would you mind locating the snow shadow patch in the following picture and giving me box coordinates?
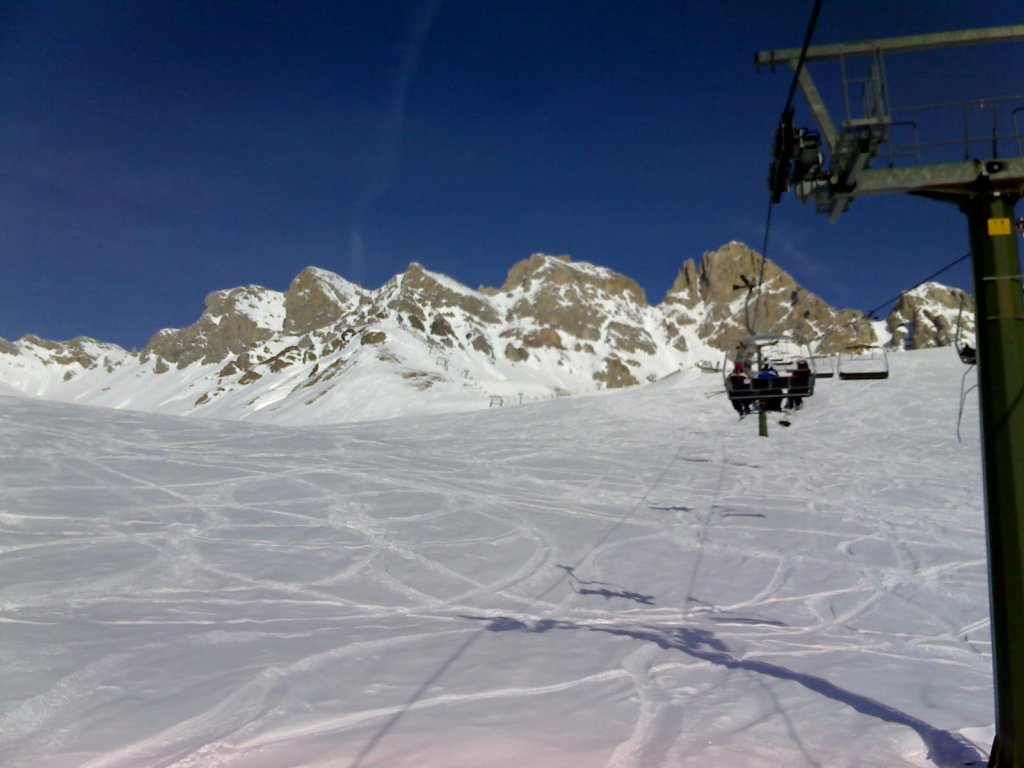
[647,502,695,512]
[464,615,985,768]
[557,564,655,604]
[706,614,787,627]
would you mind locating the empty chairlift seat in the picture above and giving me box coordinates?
[810,354,835,378]
[837,346,889,380]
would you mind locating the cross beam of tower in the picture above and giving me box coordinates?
[756,24,1024,220]
[757,25,1024,768]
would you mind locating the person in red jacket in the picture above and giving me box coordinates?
[728,362,752,416]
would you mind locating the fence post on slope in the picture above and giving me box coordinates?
[963,193,1024,768]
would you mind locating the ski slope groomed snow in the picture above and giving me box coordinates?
[0,348,994,767]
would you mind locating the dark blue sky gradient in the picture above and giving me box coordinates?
[2,1,1022,348]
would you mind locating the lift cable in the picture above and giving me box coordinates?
[811,251,972,349]
[751,0,825,336]
[861,251,971,322]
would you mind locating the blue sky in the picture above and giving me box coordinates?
[2,1,1022,349]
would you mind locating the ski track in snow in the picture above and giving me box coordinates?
[0,350,993,767]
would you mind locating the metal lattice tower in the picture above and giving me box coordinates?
[757,25,1024,768]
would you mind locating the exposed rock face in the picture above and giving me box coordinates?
[19,335,121,370]
[887,282,974,350]
[500,253,646,305]
[283,267,368,335]
[523,327,564,349]
[593,355,639,388]
[664,242,874,354]
[471,335,494,357]
[504,343,529,362]
[143,286,284,368]
[606,321,656,355]
[386,263,500,326]
[264,345,308,372]
[663,258,702,309]
[430,316,455,338]
[2,335,128,380]
[498,254,652,362]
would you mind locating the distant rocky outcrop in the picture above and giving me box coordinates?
[0,335,128,387]
[887,282,974,350]
[20,335,123,371]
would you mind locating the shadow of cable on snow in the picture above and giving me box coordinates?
[557,564,655,604]
[463,615,985,767]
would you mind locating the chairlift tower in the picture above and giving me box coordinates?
[757,25,1024,767]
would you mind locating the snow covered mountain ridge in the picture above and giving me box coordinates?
[0,243,975,424]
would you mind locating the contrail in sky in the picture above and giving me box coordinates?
[348,0,441,284]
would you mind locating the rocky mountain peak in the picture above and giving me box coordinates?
[665,242,875,354]
[498,253,647,307]
[887,282,974,350]
[382,263,500,328]
[496,254,651,358]
[283,267,369,335]
[496,253,570,292]
[664,241,791,312]
[663,259,702,309]
[19,335,125,371]
[143,284,285,369]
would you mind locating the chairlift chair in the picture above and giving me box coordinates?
[957,344,977,365]
[837,345,890,380]
[723,334,816,409]
[810,354,835,378]
[954,298,977,365]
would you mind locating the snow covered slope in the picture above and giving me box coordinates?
[0,347,992,767]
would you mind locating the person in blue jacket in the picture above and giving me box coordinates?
[757,363,784,412]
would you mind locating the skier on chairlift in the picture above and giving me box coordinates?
[786,359,812,410]
[757,363,784,412]
[729,362,752,416]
